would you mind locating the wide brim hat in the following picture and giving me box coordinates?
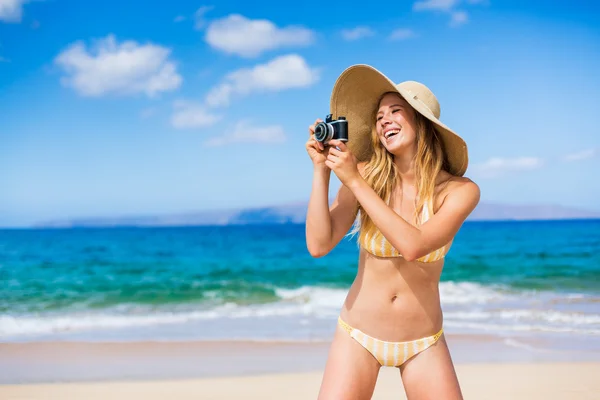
[329,64,468,176]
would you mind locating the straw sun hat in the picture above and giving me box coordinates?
[329,64,468,177]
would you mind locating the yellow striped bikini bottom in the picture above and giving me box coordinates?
[338,316,443,367]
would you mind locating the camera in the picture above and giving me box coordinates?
[314,114,348,144]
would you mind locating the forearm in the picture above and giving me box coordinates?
[306,166,333,253]
[347,177,422,260]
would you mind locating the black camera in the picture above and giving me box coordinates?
[314,114,348,144]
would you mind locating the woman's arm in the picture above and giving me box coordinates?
[324,139,480,261]
[306,165,362,258]
[306,166,333,257]
[347,176,480,261]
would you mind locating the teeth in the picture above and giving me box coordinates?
[385,129,400,139]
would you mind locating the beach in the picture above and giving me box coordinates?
[2,364,599,400]
[1,223,599,398]
[3,0,600,395]
[1,337,599,399]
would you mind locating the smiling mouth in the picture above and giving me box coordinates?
[384,129,401,140]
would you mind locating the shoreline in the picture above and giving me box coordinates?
[2,333,599,384]
[2,333,599,399]
[1,363,599,400]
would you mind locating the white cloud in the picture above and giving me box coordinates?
[413,0,483,27]
[205,121,286,147]
[205,14,315,58]
[564,148,598,162]
[194,5,213,30]
[171,100,222,129]
[0,0,27,23]
[54,35,182,97]
[0,55,10,62]
[205,54,319,107]
[389,28,416,40]
[472,156,543,178]
[341,27,375,41]
[450,11,468,27]
[413,0,458,11]
[174,15,186,23]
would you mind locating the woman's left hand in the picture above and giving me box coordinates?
[325,140,360,187]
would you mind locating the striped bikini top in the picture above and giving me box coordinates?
[359,200,449,263]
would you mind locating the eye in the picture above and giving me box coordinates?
[392,108,401,113]
[376,115,382,121]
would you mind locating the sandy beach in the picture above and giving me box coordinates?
[1,362,599,399]
[1,335,599,399]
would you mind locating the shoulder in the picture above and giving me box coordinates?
[437,170,479,194]
[446,175,479,194]
[437,173,480,212]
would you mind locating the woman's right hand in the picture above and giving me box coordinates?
[305,119,330,168]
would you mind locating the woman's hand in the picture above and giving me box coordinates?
[325,140,360,187]
[305,118,330,169]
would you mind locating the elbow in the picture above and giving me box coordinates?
[400,246,420,262]
[310,250,328,258]
[403,254,417,262]
[396,234,425,262]
[306,242,330,258]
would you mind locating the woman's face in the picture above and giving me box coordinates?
[375,93,417,154]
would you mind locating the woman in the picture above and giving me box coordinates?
[305,65,480,399]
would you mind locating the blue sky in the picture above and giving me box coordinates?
[1,0,599,227]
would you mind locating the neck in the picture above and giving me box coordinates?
[393,147,418,188]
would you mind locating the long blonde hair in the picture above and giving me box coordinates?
[349,93,450,242]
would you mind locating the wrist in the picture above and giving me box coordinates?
[314,164,330,174]
[346,175,364,191]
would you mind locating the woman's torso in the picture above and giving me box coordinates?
[340,172,461,342]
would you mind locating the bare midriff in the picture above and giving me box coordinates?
[339,248,445,342]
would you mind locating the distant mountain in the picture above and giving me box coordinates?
[33,201,600,228]
[468,202,600,221]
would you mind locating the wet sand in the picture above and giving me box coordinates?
[1,334,599,399]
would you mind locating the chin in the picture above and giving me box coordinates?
[385,143,406,154]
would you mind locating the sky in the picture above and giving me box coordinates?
[1,0,599,228]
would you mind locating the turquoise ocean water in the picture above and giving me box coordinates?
[1,220,599,346]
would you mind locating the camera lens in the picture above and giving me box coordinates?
[314,122,332,143]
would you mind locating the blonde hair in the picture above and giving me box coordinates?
[348,93,450,243]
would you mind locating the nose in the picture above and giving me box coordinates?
[380,115,392,128]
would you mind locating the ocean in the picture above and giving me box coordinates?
[1,220,599,350]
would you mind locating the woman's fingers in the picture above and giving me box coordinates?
[327,146,347,159]
[306,137,324,152]
[327,151,340,165]
[327,140,347,150]
[311,134,324,151]
[308,119,325,151]
[308,119,323,134]
[327,146,340,156]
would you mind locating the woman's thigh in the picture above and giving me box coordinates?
[318,324,381,400]
[399,335,463,400]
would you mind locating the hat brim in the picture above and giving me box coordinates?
[329,64,468,177]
